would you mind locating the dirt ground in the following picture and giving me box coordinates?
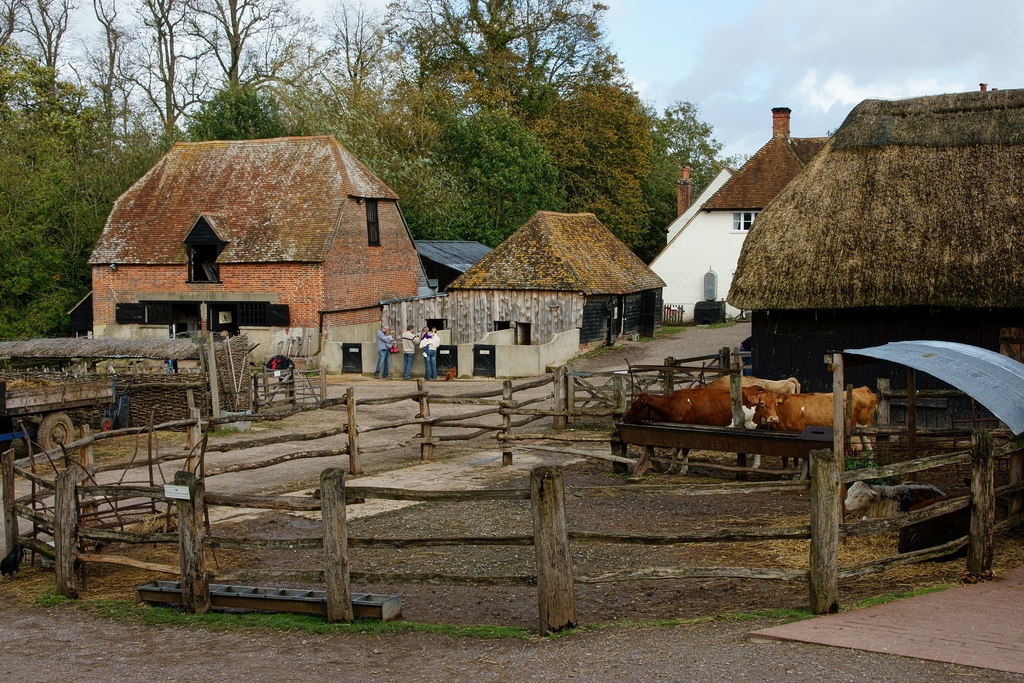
[3,322,1024,680]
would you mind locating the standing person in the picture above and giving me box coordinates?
[419,327,440,380]
[374,325,395,379]
[401,324,419,380]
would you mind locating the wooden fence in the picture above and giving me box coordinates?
[4,431,1022,633]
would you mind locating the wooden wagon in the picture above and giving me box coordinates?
[0,378,114,450]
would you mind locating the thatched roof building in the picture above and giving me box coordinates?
[730,89,1024,310]
[728,88,1024,406]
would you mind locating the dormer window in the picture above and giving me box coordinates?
[185,216,227,283]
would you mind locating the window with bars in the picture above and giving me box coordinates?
[732,211,758,232]
[238,302,268,326]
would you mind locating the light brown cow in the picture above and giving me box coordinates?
[707,375,802,395]
[761,386,878,451]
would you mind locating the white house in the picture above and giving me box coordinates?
[651,108,826,321]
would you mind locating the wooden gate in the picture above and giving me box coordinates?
[253,369,324,412]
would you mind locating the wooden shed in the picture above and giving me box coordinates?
[445,211,665,348]
[729,88,1024,407]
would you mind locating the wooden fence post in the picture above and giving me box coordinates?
[808,449,839,614]
[346,387,362,474]
[729,373,749,478]
[566,372,576,425]
[2,449,17,556]
[319,367,328,405]
[551,366,567,431]
[875,378,891,426]
[612,373,628,423]
[530,466,576,635]
[78,425,94,473]
[321,467,352,622]
[1010,447,1024,519]
[968,430,995,575]
[54,463,80,599]
[187,407,202,453]
[174,470,210,614]
[417,379,432,461]
[501,380,514,466]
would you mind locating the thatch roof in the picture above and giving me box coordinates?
[90,136,397,265]
[447,211,665,295]
[730,89,1024,310]
[0,338,206,360]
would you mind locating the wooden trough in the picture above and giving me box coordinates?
[615,422,834,477]
[136,581,402,621]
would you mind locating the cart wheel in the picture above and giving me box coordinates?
[38,412,74,450]
[100,417,114,431]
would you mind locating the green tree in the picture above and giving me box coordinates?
[187,84,286,140]
[637,100,736,262]
[441,107,562,244]
[0,45,161,337]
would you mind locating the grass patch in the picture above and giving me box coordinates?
[64,599,533,639]
[34,591,74,608]
[844,584,953,610]
[656,325,685,336]
[706,322,735,329]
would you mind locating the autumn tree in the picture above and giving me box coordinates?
[534,81,652,251]
[387,0,612,118]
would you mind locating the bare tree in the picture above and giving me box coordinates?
[328,0,385,92]
[133,0,208,137]
[25,0,77,69]
[0,0,26,46]
[84,0,132,134]
[187,0,317,88]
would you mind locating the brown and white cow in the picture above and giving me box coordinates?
[758,386,878,451]
[622,386,780,428]
[707,375,802,395]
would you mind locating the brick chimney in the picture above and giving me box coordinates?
[772,107,791,138]
[677,166,692,217]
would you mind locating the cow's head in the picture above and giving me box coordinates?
[844,480,877,518]
[623,394,658,423]
[745,387,780,426]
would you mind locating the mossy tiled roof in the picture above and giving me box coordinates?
[448,211,664,295]
[90,136,397,265]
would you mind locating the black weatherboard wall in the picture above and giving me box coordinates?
[752,306,1024,396]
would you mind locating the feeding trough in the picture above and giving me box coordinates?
[136,581,402,620]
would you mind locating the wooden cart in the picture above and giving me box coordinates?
[0,378,114,450]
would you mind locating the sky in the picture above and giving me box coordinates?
[296,0,1021,158]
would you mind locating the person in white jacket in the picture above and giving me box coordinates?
[419,327,441,379]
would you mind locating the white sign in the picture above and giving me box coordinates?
[164,484,191,500]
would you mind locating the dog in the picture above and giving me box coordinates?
[1,544,24,577]
[444,367,457,381]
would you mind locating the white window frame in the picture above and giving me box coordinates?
[732,211,758,232]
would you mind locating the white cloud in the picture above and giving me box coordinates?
[797,71,969,113]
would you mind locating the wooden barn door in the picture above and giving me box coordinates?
[1000,327,1024,363]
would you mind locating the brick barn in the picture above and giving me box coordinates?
[88,136,420,361]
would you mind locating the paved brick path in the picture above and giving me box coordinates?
[749,565,1024,675]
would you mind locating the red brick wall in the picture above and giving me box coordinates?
[322,198,419,312]
[93,198,418,331]
[92,262,325,327]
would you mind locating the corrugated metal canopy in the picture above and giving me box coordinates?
[844,340,1024,435]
